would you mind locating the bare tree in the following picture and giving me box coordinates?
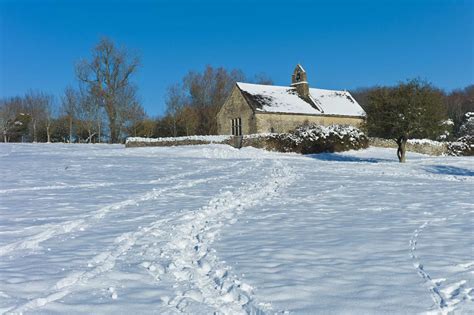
[178,106,199,136]
[0,97,30,142]
[0,98,18,142]
[165,84,186,137]
[39,95,58,143]
[96,108,106,143]
[24,91,53,142]
[183,66,245,134]
[140,119,156,137]
[76,37,140,143]
[123,101,146,138]
[114,85,143,141]
[253,72,274,85]
[76,90,101,143]
[24,92,41,142]
[61,87,78,143]
[44,100,56,143]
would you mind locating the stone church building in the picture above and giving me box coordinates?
[217,64,366,135]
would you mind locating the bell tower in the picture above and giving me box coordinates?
[291,64,309,98]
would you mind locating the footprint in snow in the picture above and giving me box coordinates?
[108,287,118,300]
[432,278,446,287]
[441,280,466,300]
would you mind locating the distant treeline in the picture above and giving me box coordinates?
[0,38,472,143]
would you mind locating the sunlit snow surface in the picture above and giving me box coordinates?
[0,143,473,314]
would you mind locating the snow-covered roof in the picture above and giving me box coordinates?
[237,82,366,117]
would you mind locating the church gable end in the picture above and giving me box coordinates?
[216,86,257,135]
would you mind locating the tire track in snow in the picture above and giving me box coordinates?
[158,159,295,314]
[409,209,474,314]
[6,159,262,314]
[0,161,241,257]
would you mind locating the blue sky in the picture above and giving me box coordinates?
[1,0,473,116]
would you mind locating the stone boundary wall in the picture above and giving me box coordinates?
[369,137,448,156]
[125,136,230,148]
[126,139,217,148]
[125,135,270,149]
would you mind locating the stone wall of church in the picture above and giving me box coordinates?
[255,113,365,133]
[217,87,257,135]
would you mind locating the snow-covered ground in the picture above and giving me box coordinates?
[0,143,472,314]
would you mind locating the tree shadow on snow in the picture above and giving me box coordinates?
[423,165,474,177]
[308,153,394,163]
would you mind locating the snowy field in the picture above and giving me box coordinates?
[0,143,473,314]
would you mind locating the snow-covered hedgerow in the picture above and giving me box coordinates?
[459,112,474,137]
[447,135,474,156]
[242,124,368,154]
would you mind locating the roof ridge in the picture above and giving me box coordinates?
[238,82,349,94]
[237,82,294,89]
